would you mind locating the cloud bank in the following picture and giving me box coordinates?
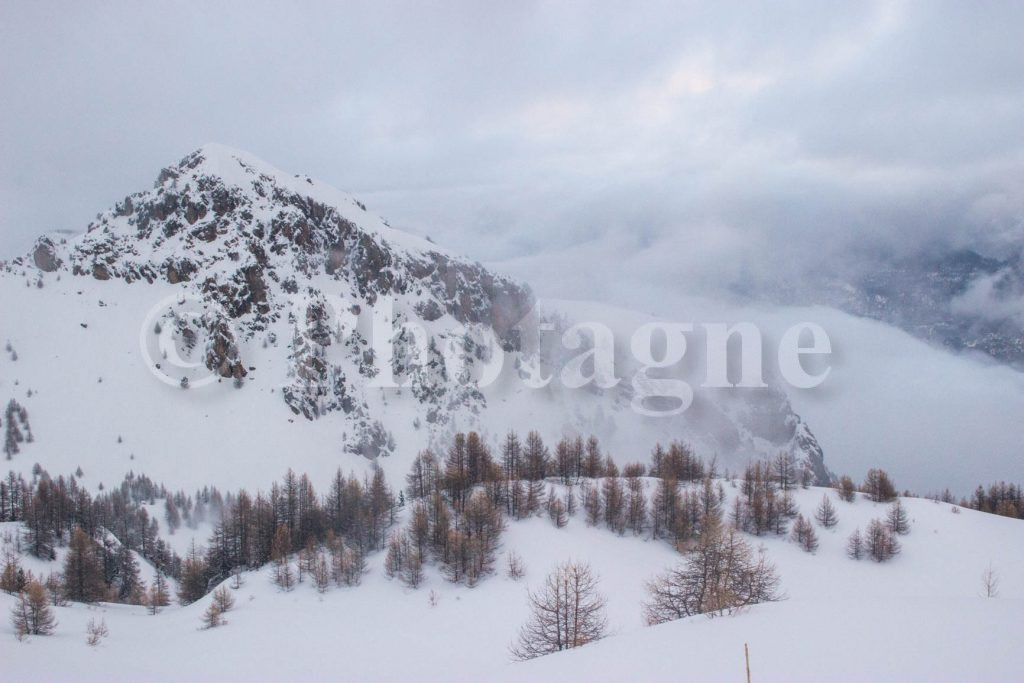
[2,0,1023,295]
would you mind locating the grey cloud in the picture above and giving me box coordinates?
[2,0,1023,297]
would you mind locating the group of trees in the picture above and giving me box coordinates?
[508,457,916,660]
[0,426,927,645]
[398,433,729,591]
[964,481,1024,519]
[2,523,168,619]
[845,500,910,562]
[400,434,507,587]
[202,585,235,629]
[188,465,395,601]
[408,433,918,574]
[511,519,785,661]
[0,461,398,619]
[0,467,181,618]
[1,468,178,572]
[841,467,1024,524]
[862,469,899,503]
[3,399,32,460]
[731,459,800,537]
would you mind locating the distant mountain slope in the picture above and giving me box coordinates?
[750,248,1024,368]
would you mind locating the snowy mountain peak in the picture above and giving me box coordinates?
[159,143,438,253]
[4,146,827,480]
[23,144,533,341]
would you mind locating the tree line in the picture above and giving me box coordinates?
[1,428,927,644]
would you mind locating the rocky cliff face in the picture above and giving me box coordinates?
[38,144,533,346]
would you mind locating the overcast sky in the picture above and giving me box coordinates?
[3,0,1023,301]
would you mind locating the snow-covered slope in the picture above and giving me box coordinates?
[0,145,828,491]
[1,485,1021,681]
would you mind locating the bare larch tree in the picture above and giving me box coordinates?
[512,560,608,660]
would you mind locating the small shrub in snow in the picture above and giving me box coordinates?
[85,618,108,646]
[506,551,525,580]
[982,563,1000,598]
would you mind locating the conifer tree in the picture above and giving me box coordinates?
[212,584,235,613]
[772,453,796,491]
[148,573,170,614]
[444,433,470,513]
[546,488,568,528]
[651,476,680,539]
[313,552,331,593]
[384,532,405,580]
[846,528,864,560]
[814,494,839,528]
[1,554,27,594]
[116,544,143,603]
[602,474,625,534]
[63,528,106,603]
[164,497,181,534]
[501,431,523,482]
[582,436,603,479]
[581,482,601,526]
[44,573,66,606]
[625,475,647,535]
[271,524,294,590]
[401,544,424,589]
[202,602,223,629]
[177,543,208,605]
[524,431,549,481]
[866,518,900,561]
[10,580,56,636]
[525,479,545,516]
[886,499,911,535]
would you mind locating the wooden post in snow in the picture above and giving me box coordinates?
[745,643,751,683]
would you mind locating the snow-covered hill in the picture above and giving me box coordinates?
[0,144,827,491]
[1,484,1020,682]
